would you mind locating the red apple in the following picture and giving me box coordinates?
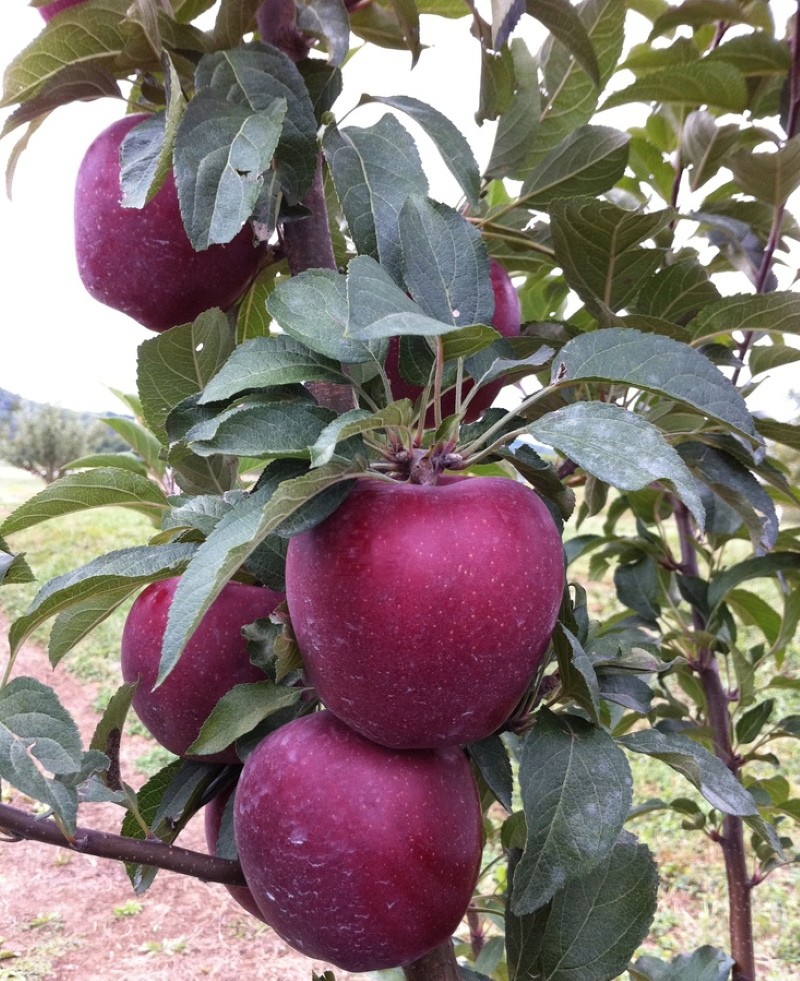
[74,114,267,332]
[120,577,284,764]
[38,0,86,20]
[385,258,522,424]
[204,783,266,922]
[285,475,564,749]
[233,710,482,972]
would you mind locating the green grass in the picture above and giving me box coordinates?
[1,465,798,978]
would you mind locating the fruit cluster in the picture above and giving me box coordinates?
[74,58,563,975]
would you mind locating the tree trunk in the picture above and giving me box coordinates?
[402,942,461,981]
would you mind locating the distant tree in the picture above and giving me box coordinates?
[0,404,93,483]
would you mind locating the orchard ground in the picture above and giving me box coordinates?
[0,464,799,980]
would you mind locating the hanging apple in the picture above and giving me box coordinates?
[233,709,483,972]
[121,577,284,764]
[285,475,564,749]
[74,114,267,332]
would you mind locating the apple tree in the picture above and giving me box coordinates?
[1,1,799,979]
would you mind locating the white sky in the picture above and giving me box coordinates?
[1,3,798,419]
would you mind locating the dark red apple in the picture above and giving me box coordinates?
[204,783,266,922]
[385,258,522,424]
[285,475,564,749]
[233,710,482,972]
[74,114,267,332]
[38,0,86,20]
[120,577,284,764]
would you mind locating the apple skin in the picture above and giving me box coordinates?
[74,114,267,332]
[285,475,564,749]
[204,783,266,922]
[233,710,483,972]
[39,0,86,20]
[385,258,522,423]
[120,577,284,764]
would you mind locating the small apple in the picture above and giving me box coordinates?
[74,114,268,332]
[385,258,522,423]
[120,577,284,764]
[38,0,87,21]
[233,710,482,972]
[204,782,266,922]
[285,475,564,749]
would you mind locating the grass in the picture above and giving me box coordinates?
[1,465,799,978]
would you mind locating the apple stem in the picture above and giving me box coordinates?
[402,941,461,981]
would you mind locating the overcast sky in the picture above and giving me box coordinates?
[1,3,797,420]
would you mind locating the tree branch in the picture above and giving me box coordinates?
[0,801,247,887]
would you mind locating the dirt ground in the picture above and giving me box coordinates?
[0,615,364,981]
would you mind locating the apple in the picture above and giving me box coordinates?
[385,258,522,423]
[74,114,267,332]
[285,475,564,749]
[233,710,482,972]
[204,782,266,922]
[120,577,284,764]
[38,0,86,20]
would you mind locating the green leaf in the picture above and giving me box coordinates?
[485,38,541,180]
[49,584,139,667]
[468,735,514,812]
[554,328,756,441]
[512,709,632,913]
[119,111,175,209]
[267,268,384,364]
[614,557,661,621]
[528,0,625,173]
[632,256,721,322]
[295,0,351,66]
[681,110,741,192]
[0,542,34,587]
[198,334,351,404]
[360,94,481,209]
[8,543,197,659]
[707,553,800,614]
[527,402,706,528]
[157,461,364,683]
[0,677,96,833]
[689,291,800,342]
[553,625,601,723]
[728,136,800,208]
[63,452,148,476]
[549,198,671,316]
[187,681,301,756]
[309,402,414,468]
[399,195,493,327]
[137,309,236,443]
[630,944,735,981]
[620,728,758,815]
[186,397,333,459]
[194,42,318,205]
[525,0,600,86]
[346,255,461,340]
[0,468,168,536]
[2,0,137,108]
[601,62,748,113]
[323,114,428,282]
[706,33,791,78]
[736,700,774,745]
[519,125,630,205]
[534,832,658,981]
[173,91,287,249]
[648,0,773,39]
[679,442,777,551]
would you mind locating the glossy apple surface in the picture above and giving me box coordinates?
[285,475,564,749]
[385,258,522,423]
[204,783,266,922]
[39,0,86,20]
[234,710,482,972]
[120,577,284,764]
[74,114,267,332]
